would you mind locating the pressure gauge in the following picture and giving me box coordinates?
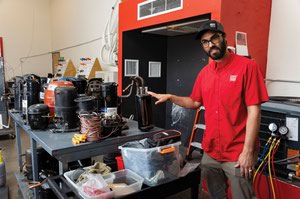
[278,126,289,136]
[268,123,278,132]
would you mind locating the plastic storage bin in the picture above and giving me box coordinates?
[119,142,181,186]
[64,170,113,199]
[103,169,143,197]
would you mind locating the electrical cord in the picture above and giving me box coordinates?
[100,126,119,140]
[99,0,120,66]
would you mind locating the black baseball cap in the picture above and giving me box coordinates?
[195,20,225,40]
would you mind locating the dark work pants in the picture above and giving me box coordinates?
[201,152,256,199]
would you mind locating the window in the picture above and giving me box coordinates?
[149,61,161,78]
[124,59,139,76]
[138,0,183,20]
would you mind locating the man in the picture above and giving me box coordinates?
[148,20,269,199]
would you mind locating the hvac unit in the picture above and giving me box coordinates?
[260,101,300,178]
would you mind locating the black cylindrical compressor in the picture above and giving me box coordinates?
[122,76,154,131]
[58,77,87,96]
[12,76,23,112]
[74,96,96,113]
[54,86,78,130]
[100,82,122,137]
[135,94,154,131]
[27,104,50,130]
[22,78,40,119]
[85,78,103,112]
[72,77,87,96]
[39,77,48,103]
[100,82,118,116]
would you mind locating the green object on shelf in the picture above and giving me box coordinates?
[58,57,65,61]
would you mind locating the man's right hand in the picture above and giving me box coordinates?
[147,91,171,105]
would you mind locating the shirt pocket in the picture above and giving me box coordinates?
[220,77,243,109]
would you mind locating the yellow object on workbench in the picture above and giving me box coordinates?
[72,133,87,144]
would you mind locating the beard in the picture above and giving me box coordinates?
[205,40,227,60]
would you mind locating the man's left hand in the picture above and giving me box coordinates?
[234,151,255,179]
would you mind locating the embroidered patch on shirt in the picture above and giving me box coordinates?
[230,75,237,82]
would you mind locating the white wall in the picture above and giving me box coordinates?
[266,0,300,97]
[0,0,118,81]
[0,0,52,79]
[50,0,118,71]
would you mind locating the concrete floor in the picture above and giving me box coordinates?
[1,129,29,199]
[0,128,209,199]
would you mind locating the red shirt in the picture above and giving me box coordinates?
[190,51,269,161]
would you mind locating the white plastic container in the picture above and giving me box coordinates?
[64,170,113,199]
[119,142,181,186]
[103,169,144,197]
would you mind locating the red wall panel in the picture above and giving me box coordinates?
[221,0,272,77]
[119,0,222,31]
[118,0,222,93]
[0,37,3,58]
[118,0,272,92]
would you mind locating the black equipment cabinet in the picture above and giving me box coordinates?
[0,57,14,138]
[259,101,300,177]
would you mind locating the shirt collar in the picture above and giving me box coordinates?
[212,50,235,71]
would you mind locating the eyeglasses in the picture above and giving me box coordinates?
[200,33,223,48]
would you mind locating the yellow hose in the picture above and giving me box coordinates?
[268,143,276,199]
[253,138,276,181]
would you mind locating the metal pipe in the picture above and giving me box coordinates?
[121,76,146,97]
[133,76,145,95]
[120,80,134,98]
[265,79,300,84]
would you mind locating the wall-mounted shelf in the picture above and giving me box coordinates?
[76,58,102,79]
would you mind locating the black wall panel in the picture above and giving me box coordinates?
[165,34,208,146]
[122,30,168,128]
[122,29,208,147]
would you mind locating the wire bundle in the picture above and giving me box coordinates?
[79,112,101,142]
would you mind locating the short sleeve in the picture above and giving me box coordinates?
[190,71,203,103]
[244,61,269,106]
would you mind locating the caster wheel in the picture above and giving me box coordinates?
[10,134,16,139]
